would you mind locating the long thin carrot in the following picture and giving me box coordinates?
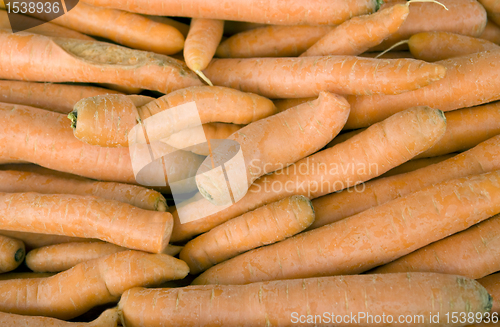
[171,106,447,242]
[0,308,120,327]
[0,250,188,319]
[0,32,202,93]
[345,50,500,129]
[0,192,173,253]
[79,0,380,26]
[194,170,500,285]
[479,20,500,45]
[195,92,350,205]
[0,235,24,273]
[370,214,500,279]
[478,273,500,314]
[409,31,500,61]
[379,154,455,178]
[120,273,492,327]
[216,25,335,58]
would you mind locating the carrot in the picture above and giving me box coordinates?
[345,50,500,129]
[70,86,277,147]
[194,170,500,285]
[184,19,224,84]
[478,273,500,314]
[379,154,455,178]
[479,20,500,45]
[180,195,314,274]
[273,98,313,113]
[0,235,24,273]
[216,25,335,58]
[0,165,168,211]
[99,83,143,95]
[0,230,90,251]
[79,0,380,26]
[120,273,492,327]
[0,192,174,253]
[143,15,190,38]
[0,32,202,93]
[408,31,500,61]
[370,214,500,279]
[0,272,55,280]
[171,106,447,242]
[300,3,409,57]
[0,308,120,327]
[195,92,350,205]
[479,0,500,14]
[325,128,364,148]
[0,250,188,319]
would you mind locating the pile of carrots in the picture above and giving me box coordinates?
[0,0,500,325]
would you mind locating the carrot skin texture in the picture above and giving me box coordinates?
[203,56,447,98]
[120,273,492,327]
[194,170,500,285]
[171,106,447,242]
[0,308,120,327]
[478,273,500,313]
[0,192,173,254]
[0,235,24,273]
[184,19,224,71]
[479,20,500,45]
[0,250,188,319]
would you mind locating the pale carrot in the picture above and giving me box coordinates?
[0,192,174,253]
[216,25,335,58]
[0,32,202,93]
[171,106,447,242]
[0,250,188,319]
[478,273,500,314]
[0,308,120,327]
[203,56,446,98]
[143,15,190,38]
[79,0,380,26]
[370,214,500,279]
[379,154,455,178]
[120,273,492,327]
[479,20,500,44]
[194,170,500,285]
[0,235,24,273]
[0,230,91,250]
[409,31,500,61]
[346,50,500,129]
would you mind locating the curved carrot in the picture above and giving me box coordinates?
[0,235,24,273]
[171,106,447,242]
[79,0,380,26]
[194,170,500,285]
[0,33,202,93]
[0,192,173,253]
[180,195,314,274]
[479,20,500,45]
[301,4,409,57]
[409,31,500,61]
[379,154,455,178]
[203,56,446,98]
[0,308,120,327]
[216,25,335,58]
[478,273,500,314]
[0,250,188,319]
[120,273,491,327]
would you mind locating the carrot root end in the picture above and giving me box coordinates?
[196,70,214,86]
[68,111,78,129]
[14,248,25,262]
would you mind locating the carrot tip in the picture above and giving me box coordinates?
[156,198,168,212]
[14,248,25,262]
[68,111,78,129]
[195,70,214,86]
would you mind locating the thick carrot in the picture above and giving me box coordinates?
[171,106,447,242]
[0,33,202,93]
[0,192,173,253]
[0,308,119,327]
[180,195,314,274]
[120,273,492,327]
[0,235,24,273]
[409,31,500,61]
[195,92,350,205]
[79,0,379,26]
[345,50,500,129]
[479,20,500,44]
[0,250,188,319]
[194,170,500,285]
[370,214,500,279]
[379,154,455,178]
[478,273,500,314]
[216,25,335,58]
[479,0,500,14]
[0,80,121,114]
[0,165,168,211]
[143,15,190,38]
[301,4,409,57]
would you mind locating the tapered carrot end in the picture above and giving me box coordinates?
[196,70,214,86]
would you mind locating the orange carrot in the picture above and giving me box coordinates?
[378,154,455,178]
[180,195,315,274]
[409,31,500,61]
[79,0,380,26]
[195,92,350,205]
[143,15,190,38]
[203,56,446,98]
[0,32,202,93]
[345,50,500,129]
[120,273,492,327]
[216,25,335,58]
[0,192,173,253]
[194,170,500,285]
[0,235,24,273]
[0,230,90,250]
[0,250,188,319]
[479,20,500,45]
[478,273,500,314]
[171,106,447,242]
[301,4,409,57]
[0,165,168,211]
[370,214,500,279]
[0,308,120,327]
[479,0,500,14]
